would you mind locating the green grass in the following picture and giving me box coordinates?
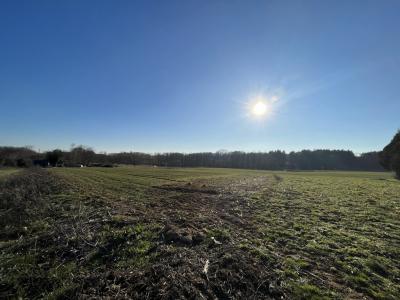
[1,166,399,299]
[0,168,19,179]
[250,170,400,299]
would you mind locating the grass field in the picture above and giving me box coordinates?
[1,166,399,299]
[0,168,19,179]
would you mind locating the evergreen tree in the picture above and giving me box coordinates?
[380,130,400,178]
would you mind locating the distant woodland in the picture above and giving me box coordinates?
[0,146,384,171]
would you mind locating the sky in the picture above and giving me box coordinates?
[1,0,399,154]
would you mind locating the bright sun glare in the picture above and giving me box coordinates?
[245,93,278,121]
[252,101,267,116]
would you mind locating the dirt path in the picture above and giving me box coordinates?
[87,175,286,299]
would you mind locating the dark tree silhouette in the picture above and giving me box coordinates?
[0,146,386,171]
[0,146,36,167]
[67,146,96,165]
[46,149,63,166]
[380,130,400,178]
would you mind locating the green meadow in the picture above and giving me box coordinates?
[1,167,399,299]
[0,168,19,179]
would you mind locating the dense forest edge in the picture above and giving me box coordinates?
[0,146,384,171]
[2,130,400,173]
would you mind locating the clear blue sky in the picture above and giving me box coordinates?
[1,0,399,153]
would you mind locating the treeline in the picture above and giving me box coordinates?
[0,146,384,171]
[110,150,383,171]
[380,130,400,178]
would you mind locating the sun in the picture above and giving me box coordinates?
[252,101,268,116]
[245,93,278,121]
